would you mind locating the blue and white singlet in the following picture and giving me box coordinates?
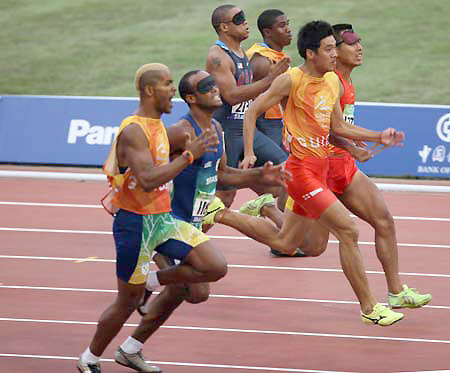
[170,113,224,228]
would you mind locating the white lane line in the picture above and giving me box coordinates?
[2,201,450,222]
[0,227,111,235]
[1,255,450,279]
[1,317,450,345]
[398,371,450,373]
[1,285,448,310]
[1,227,450,249]
[0,353,352,373]
[0,201,102,208]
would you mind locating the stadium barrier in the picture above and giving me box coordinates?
[1,95,449,192]
[1,170,449,193]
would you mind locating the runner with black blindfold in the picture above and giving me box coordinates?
[206,4,291,209]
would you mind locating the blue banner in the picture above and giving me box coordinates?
[0,95,449,178]
[355,103,450,178]
[0,95,188,166]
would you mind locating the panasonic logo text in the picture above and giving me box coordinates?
[67,119,118,145]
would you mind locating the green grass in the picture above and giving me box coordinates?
[1,0,449,104]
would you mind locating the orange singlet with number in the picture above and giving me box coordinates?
[103,115,172,215]
[326,69,359,195]
[284,68,339,219]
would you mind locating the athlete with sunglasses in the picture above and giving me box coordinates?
[206,5,290,209]
[326,23,432,314]
[242,20,417,326]
[115,70,292,368]
[77,63,224,373]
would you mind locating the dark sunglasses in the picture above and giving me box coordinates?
[196,75,217,94]
[224,10,246,26]
[336,30,361,46]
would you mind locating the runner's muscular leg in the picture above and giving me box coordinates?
[156,241,227,285]
[90,279,145,356]
[317,200,376,314]
[338,171,402,294]
[152,252,210,303]
[132,284,186,343]
[215,208,296,252]
[276,208,329,256]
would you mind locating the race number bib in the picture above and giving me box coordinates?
[343,104,355,124]
[230,100,252,120]
[192,192,215,220]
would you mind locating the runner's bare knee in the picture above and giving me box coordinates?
[334,219,359,247]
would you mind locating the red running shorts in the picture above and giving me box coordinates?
[285,156,337,219]
[327,153,358,195]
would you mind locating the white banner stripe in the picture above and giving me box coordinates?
[2,170,450,192]
[1,201,450,222]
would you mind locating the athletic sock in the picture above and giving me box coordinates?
[146,271,161,290]
[120,336,144,354]
[81,347,100,364]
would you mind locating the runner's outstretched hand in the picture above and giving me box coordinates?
[268,56,291,80]
[380,128,405,146]
[260,161,292,188]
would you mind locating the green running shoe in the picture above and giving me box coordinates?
[239,193,275,217]
[388,284,432,308]
[360,303,404,326]
[203,197,225,225]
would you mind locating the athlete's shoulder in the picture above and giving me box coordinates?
[324,71,339,85]
[324,71,339,81]
[206,44,232,72]
[168,118,193,135]
[324,71,340,94]
[166,119,192,152]
[211,117,223,133]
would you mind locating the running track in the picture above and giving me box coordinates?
[1,176,450,373]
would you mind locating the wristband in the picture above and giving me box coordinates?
[182,150,194,164]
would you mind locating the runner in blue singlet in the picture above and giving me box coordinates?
[205,4,290,208]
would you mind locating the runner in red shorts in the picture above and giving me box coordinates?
[242,20,413,326]
[326,22,431,311]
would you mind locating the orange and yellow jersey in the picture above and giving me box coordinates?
[329,69,356,156]
[102,115,171,215]
[284,68,340,159]
[246,43,289,119]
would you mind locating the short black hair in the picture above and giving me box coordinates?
[297,20,334,59]
[178,70,200,106]
[211,4,235,33]
[257,9,284,37]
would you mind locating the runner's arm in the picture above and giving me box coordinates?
[206,46,289,105]
[242,73,291,168]
[330,100,382,142]
[166,121,195,155]
[117,124,192,191]
[249,54,272,82]
[118,124,216,192]
[218,156,288,188]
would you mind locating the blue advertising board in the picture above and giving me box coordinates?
[0,94,449,178]
[355,102,450,178]
[0,95,188,166]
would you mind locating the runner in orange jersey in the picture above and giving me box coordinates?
[326,22,431,312]
[77,63,224,373]
[241,21,411,326]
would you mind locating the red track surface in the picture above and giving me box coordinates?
[1,177,450,373]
